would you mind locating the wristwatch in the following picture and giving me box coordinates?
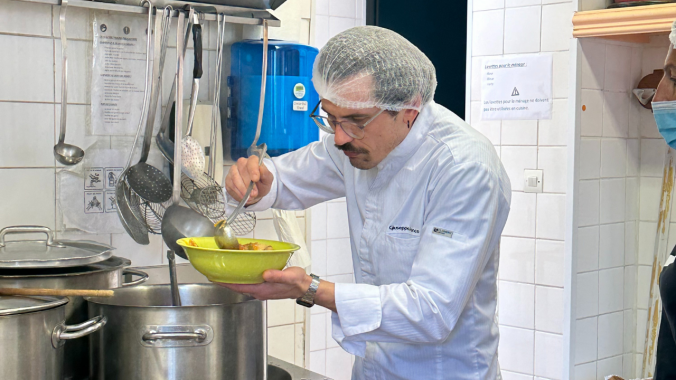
[296,274,320,308]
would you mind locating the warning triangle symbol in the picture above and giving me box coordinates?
[511,87,520,96]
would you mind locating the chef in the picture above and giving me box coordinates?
[222,26,511,380]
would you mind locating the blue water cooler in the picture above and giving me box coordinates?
[228,40,319,159]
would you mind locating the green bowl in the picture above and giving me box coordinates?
[176,237,300,284]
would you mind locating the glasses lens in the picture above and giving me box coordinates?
[313,116,335,134]
[340,121,365,139]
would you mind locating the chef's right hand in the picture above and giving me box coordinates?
[225,156,274,206]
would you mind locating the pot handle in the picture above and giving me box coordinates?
[140,325,214,347]
[52,315,107,348]
[142,330,207,342]
[0,226,65,248]
[122,268,149,287]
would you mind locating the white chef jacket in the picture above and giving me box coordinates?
[248,101,511,380]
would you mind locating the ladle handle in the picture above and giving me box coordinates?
[58,0,68,144]
[252,20,269,148]
[137,0,155,164]
[172,10,186,205]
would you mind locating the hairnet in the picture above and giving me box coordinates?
[312,26,437,112]
[671,20,676,46]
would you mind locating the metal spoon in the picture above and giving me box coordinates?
[160,10,214,260]
[53,0,85,166]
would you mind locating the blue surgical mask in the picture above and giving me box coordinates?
[653,101,676,149]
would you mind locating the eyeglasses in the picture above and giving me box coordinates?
[310,101,385,140]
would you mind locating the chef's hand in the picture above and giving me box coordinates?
[225,156,274,205]
[217,267,310,300]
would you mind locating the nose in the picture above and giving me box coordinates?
[333,124,354,146]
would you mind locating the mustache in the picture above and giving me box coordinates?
[335,143,368,154]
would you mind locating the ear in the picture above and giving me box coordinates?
[402,109,420,125]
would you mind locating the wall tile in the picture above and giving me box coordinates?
[55,39,92,104]
[504,6,541,54]
[0,1,52,36]
[310,203,327,240]
[640,138,666,178]
[581,90,604,137]
[502,120,538,146]
[636,266,652,311]
[625,177,639,222]
[596,355,623,379]
[623,309,635,354]
[309,350,326,376]
[499,326,535,374]
[552,51,570,99]
[535,286,563,334]
[579,138,601,180]
[541,3,572,52]
[624,266,636,311]
[599,223,625,270]
[580,0,610,11]
[603,92,630,138]
[578,180,600,227]
[623,353,634,378]
[471,57,483,102]
[539,99,568,146]
[501,146,538,192]
[253,219,278,240]
[574,362,596,380]
[472,10,505,56]
[328,17,355,38]
[604,44,632,92]
[637,222,657,266]
[636,309,648,353]
[268,299,296,327]
[326,312,338,349]
[55,105,101,156]
[500,237,536,283]
[506,0,541,5]
[329,0,356,18]
[471,102,501,144]
[600,138,627,178]
[640,106,662,139]
[575,316,598,364]
[311,239,328,277]
[310,312,327,351]
[53,5,92,40]
[111,233,163,267]
[268,325,296,364]
[502,371,534,380]
[642,47,665,77]
[536,193,566,240]
[538,147,567,193]
[314,15,330,48]
[600,178,625,224]
[327,202,350,239]
[625,221,637,265]
[326,347,353,380]
[0,103,54,167]
[628,101,642,139]
[626,139,640,177]
[639,177,661,222]
[598,267,624,314]
[577,226,599,273]
[0,169,56,229]
[0,35,54,102]
[326,238,353,275]
[316,0,329,15]
[577,272,599,319]
[580,40,606,90]
[535,239,564,287]
[499,281,535,329]
[534,332,563,380]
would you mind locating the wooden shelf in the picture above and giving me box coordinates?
[573,3,676,43]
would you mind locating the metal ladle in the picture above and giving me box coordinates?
[53,0,85,166]
[160,10,214,260]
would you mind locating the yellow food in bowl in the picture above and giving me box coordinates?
[176,237,300,284]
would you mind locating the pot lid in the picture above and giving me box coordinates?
[0,226,114,269]
[0,295,67,316]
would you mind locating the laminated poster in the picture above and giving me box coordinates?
[481,54,553,121]
[91,14,149,135]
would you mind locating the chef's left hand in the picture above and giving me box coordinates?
[217,267,310,300]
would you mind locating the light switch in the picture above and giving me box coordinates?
[523,169,543,193]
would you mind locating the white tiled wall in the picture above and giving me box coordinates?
[305,1,365,379]
[0,0,311,370]
[468,1,573,379]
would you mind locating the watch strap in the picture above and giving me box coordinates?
[296,274,320,308]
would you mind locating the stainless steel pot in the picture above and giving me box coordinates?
[87,284,265,380]
[0,295,106,380]
[0,256,148,380]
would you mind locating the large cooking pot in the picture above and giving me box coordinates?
[0,295,106,380]
[0,256,148,380]
[86,284,265,380]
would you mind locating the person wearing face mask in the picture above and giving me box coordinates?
[221,26,511,380]
[644,20,676,380]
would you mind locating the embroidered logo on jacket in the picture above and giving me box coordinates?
[433,227,454,238]
[388,226,420,234]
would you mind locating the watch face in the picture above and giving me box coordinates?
[296,298,314,308]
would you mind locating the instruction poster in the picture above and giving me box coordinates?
[481,54,552,120]
[91,14,148,135]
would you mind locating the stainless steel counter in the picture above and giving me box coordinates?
[269,357,332,380]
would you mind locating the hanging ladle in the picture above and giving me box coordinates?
[53,0,85,166]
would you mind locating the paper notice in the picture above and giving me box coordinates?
[91,14,148,135]
[481,54,553,120]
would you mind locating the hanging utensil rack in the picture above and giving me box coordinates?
[16,0,280,26]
